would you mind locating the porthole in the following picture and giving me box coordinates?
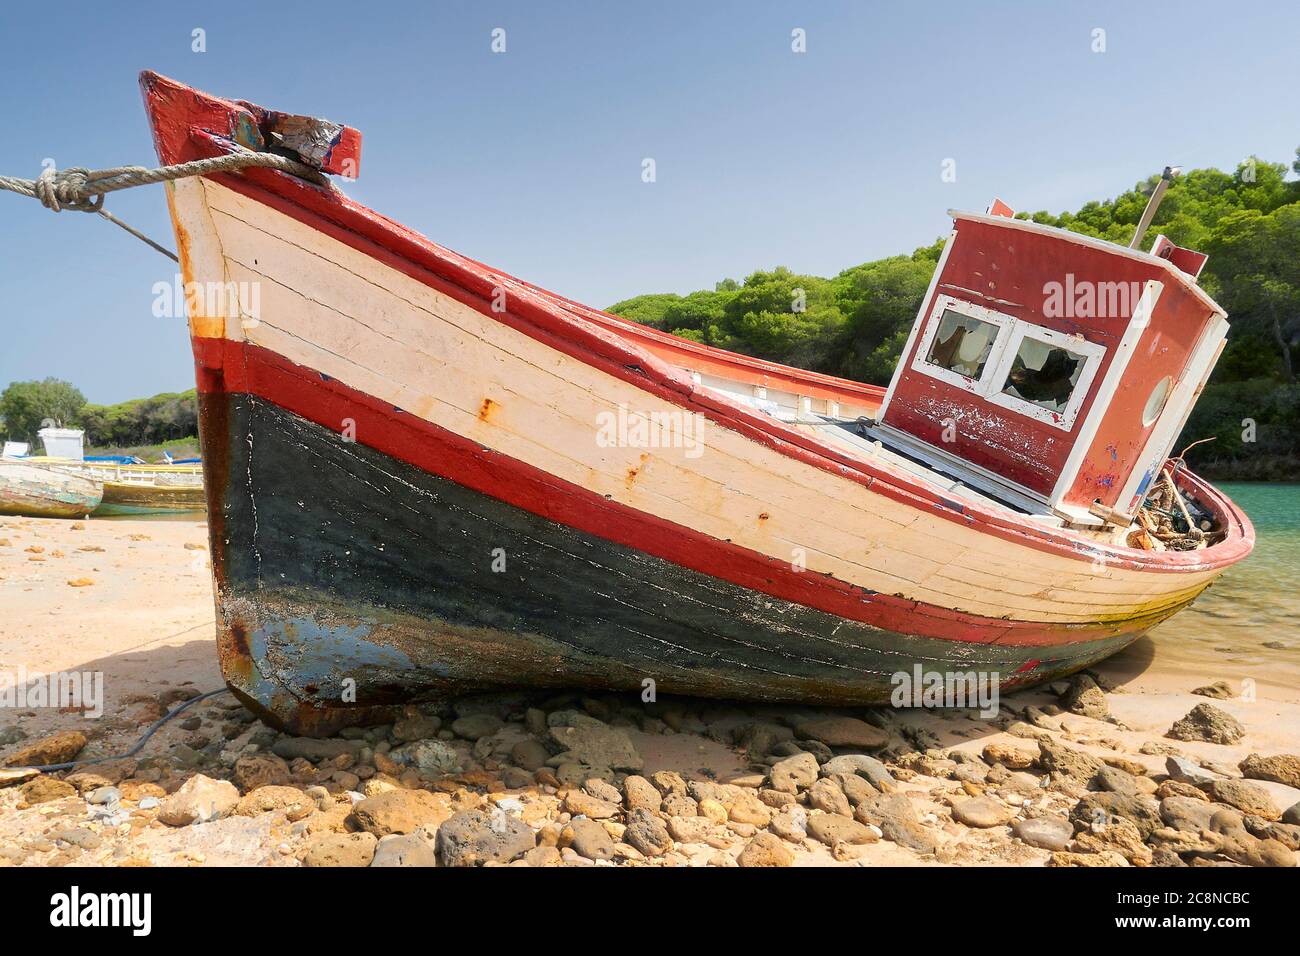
[1142,376,1173,427]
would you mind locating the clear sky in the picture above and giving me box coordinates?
[1,0,1297,403]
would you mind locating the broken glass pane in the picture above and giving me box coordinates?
[1001,336,1086,413]
[925,310,999,380]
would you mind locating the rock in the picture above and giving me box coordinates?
[855,793,937,854]
[451,714,503,741]
[523,845,562,867]
[562,789,619,820]
[1070,792,1162,839]
[0,767,42,788]
[623,808,672,857]
[769,804,809,842]
[790,715,888,750]
[1074,816,1152,865]
[546,714,642,771]
[1050,849,1130,867]
[157,774,239,826]
[661,793,697,817]
[303,831,378,867]
[667,816,724,845]
[371,832,438,867]
[952,796,1016,828]
[1161,795,1226,833]
[233,753,291,791]
[1239,753,1300,790]
[727,789,772,826]
[830,772,876,808]
[391,739,461,776]
[21,777,76,804]
[1192,680,1234,699]
[352,789,452,836]
[821,753,895,791]
[271,737,363,762]
[1038,739,1103,779]
[1012,815,1073,850]
[807,777,852,817]
[235,785,313,821]
[1091,765,1140,796]
[391,711,441,742]
[736,721,795,758]
[807,812,879,846]
[983,742,1037,770]
[1165,756,1217,786]
[621,774,661,813]
[1062,675,1109,719]
[437,809,535,866]
[563,817,616,861]
[1166,703,1244,745]
[737,831,794,867]
[2,730,87,767]
[769,752,819,793]
[1208,779,1282,821]
[1284,802,1300,826]
[697,797,727,824]
[86,785,121,805]
[509,739,550,772]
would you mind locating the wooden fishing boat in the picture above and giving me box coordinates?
[0,461,102,519]
[35,460,206,515]
[142,73,1253,735]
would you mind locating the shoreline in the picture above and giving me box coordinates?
[1,515,1296,868]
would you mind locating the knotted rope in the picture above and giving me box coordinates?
[0,151,330,259]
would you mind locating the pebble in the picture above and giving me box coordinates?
[371,832,438,867]
[952,796,1016,828]
[437,809,536,866]
[769,752,819,793]
[737,831,794,867]
[303,831,378,867]
[806,812,879,846]
[563,817,615,861]
[1012,815,1073,851]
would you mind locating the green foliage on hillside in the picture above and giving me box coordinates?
[608,153,1300,478]
[0,381,198,453]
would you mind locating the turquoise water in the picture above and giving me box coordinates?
[1152,482,1300,654]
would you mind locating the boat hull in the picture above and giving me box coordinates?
[0,462,102,519]
[93,481,207,516]
[206,392,1160,734]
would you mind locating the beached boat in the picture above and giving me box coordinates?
[0,461,102,519]
[34,460,206,516]
[142,73,1253,734]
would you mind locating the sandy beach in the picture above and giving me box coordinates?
[2,514,1297,868]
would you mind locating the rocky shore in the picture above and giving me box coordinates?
[2,515,1298,867]
[2,675,1298,867]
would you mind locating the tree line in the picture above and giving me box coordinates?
[607,151,1300,478]
[0,379,197,450]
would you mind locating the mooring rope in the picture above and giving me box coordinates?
[0,151,329,260]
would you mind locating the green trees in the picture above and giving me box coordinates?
[0,378,86,443]
[607,151,1300,477]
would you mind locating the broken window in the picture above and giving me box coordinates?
[1000,336,1086,413]
[925,309,999,380]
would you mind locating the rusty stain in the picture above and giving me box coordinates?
[478,397,497,421]
[758,512,770,521]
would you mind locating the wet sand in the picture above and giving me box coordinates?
[2,515,1298,868]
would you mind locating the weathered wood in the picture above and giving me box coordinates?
[0,462,102,518]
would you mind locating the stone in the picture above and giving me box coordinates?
[3,730,87,767]
[391,712,441,742]
[1239,753,1300,790]
[437,809,535,866]
[451,714,503,741]
[235,785,314,821]
[983,742,1037,769]
[1062,675,1109,719]
[1012,815,1073,850]
[830,772,876,808]
[1074,816,1152,865]
[821,753,895,790]
[737,831,794,867]
[667,816,724,845]
[807,777,852,817]
[1091,765,1140,796]
[769,752,819,793]
[233,753,291,791]
[1161,795,1227,833]
[21,777,76,804]
[509,739,550,772]
[1192,680,1234,699]
[1156,780,1209,801]
[662,793,697,817]
[523,845,562,867]
[952,796,1016,828]
[582,777,622,804]
[352,789,452,836]
[1038,739,1104,779]
[855,793,937,854]
[1208,779,1282,821]
[1165,755,1216,786]
[303,831,378,867]
[623,808,672,857]
[1166,703,1244,745]
[562,789,619,820]
[371,832,438,867]
[271,737,364,762]
[621,774,661,813]
[563,817,615,861]
[391,739,461,776]
[85,785,121,805]
[791,715,888,750]
[1070,792,1162,839]
[1284,802,1300,826]
[807,812,879,846]
[158,774,239,826]
[650,769,687,795]
[546,715,642,771]
[727,789,772,826]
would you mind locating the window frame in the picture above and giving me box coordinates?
[910,294,1105,432]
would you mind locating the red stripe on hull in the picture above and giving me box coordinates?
[193,336,1186,648]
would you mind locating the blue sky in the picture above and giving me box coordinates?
[1,0,1297,403]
